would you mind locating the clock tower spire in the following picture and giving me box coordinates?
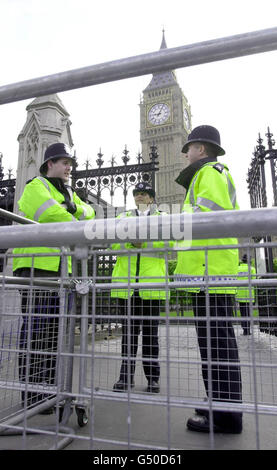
[160,28,167,49]
[140,32,192,210]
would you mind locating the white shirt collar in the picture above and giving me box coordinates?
[137,208,150,216]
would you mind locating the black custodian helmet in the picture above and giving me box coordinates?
[182,125,225,156]
[133,182,155,198]
[40,143,74,173]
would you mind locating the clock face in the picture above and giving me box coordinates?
[148,103,171,126]
[184,108,190,129]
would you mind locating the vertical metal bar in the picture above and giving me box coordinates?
[21,261,35,449]
[88,250,97,449]
[164,250,171,449]
[78,258,89,401]
[126,250,132,448]
[60,255,77,425]
[52,252,70,448]
[204,249,215,449]
[246,247,261,449]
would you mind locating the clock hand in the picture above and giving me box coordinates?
[157,106,165,116]
[153,105,162,117]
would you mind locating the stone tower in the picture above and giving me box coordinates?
[140,32,192,210]
[13,94,73,212]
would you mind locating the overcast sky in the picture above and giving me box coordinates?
[1,0,277,210]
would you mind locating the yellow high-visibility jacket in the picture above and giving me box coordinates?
[111,207,173,300]
[13,176,95,273]
[174,161,239,293]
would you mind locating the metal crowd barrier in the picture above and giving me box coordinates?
[0,27,277,104]
[0,272,77,449]
[0,208,277,450]
[1,25,277,451]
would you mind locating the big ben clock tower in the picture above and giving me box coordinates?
[140,32,192,209]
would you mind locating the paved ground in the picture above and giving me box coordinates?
[1,321,277,451]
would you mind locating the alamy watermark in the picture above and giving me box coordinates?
[83,203,192,248]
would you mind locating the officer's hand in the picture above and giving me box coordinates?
[61,201,77,214]
[66,201,77,214]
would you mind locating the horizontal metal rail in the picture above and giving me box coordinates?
[0,208,37,225]
[0,275,70,288]
[0,207,277,248]
[1,275,277,290]
[0,27,277,104]
[87,391,277,417]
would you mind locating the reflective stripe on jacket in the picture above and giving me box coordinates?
[13,177,95,273]
[174,162,239,293]
[236,263,256,302]
[111,207,172,300]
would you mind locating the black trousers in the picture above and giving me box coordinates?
[191,293,243,430]
[15,268,60,406]
[118,293,160,383]
[239,302,251,333]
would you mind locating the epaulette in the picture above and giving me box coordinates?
[26,177,36,184]
[213,163,225,173]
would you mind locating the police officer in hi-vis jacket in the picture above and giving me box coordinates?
[13,143,95,412]
[111,182,172,394]
[174,125,243,434]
